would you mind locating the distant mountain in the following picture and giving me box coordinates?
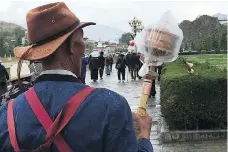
[83,25,125,41]
[0,21,25,33]
[19,23,125,42]
[213,13,227,21]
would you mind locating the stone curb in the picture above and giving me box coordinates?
[160,117,227,143]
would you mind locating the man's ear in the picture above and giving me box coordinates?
[69,30,84,55]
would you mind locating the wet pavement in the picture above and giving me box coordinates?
[86,67,227,152]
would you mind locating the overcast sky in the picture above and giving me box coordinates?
[0,0,227,32]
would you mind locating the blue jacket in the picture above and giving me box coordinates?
[0,73,153,152]
[81,57,88,78]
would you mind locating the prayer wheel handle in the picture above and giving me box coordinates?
[136,66,157,116]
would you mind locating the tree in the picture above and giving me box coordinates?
[0,36,7,57]
[16,36,22,46]
[212,38,218,50]
[220,33,227,50]
[129,17,144,39]
[85,41,95,50]
[119,32,132,45]
[13,27,25,38]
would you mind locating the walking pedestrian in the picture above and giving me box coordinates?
[125,52,131,73]
[81,55,88,84]
[0,60,9,96]
[105,55,112,75]
[116,54,128,82]
[129,52,138,80]
[149,66,156,98]
[157,64,163,81]
[0,2,153,152]
[98,51,105,79]
[109,54,113,72]
[89,56,100,82]
[137,53,143,80]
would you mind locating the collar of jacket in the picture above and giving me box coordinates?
[35,70,82,83]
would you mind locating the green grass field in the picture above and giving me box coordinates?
[183,54,227,70]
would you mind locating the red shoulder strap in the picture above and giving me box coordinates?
[44,87,95,145]
[7,99,20,152]
[7,87,94,152]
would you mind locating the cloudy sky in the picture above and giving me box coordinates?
[0,0,227,32]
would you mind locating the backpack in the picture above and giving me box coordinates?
[7,87,95,152]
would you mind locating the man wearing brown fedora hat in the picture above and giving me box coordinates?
[0,2,153,152]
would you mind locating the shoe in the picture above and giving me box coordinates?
[100,77,103,80]
[93,80,97,82]
[122,80,125,83]
[118,80,121,83]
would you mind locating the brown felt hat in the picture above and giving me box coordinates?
[14,2,96,61]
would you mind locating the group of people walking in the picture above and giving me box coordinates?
[87,51,113,82]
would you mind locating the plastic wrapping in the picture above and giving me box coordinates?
[134,11,183,76]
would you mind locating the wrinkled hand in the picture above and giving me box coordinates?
[132,112,152,140]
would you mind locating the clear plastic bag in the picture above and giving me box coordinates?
[135,11,183,76]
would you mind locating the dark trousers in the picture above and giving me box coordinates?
[136,66,142,79]
[91,69,98,80]
[131,68,137,80]
[150,79,156,97]
[99,67,104,78]
[117,68,125,80]
[110,64,112,72]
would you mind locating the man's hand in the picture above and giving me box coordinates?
[132,112,152,140]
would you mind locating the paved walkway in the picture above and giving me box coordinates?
[86,68,227,152]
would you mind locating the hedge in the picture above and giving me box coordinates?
[160,58,227,130]
[178,51,227,55]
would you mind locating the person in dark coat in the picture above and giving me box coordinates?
[98,51,105,79]
[125,52,131,73]
[116,54,128,82]
[0,60,9,96]
[109,55,113,72]
[137,53,143,79]
[156,64,163,81]
[89,56,100,82]
[149,66,157,98]
[129,52,138,80]
[105,55,112,75]
[81,55,88,84]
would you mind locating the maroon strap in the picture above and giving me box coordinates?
[44,87,95,145]
[7,100,20,152]
[7,87,94,152]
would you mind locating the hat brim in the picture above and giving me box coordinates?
[9,72,34,82]
[14,22,96,61]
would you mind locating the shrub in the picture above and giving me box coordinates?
[160,59,227,130]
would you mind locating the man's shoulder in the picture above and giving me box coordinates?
[90,88,129,111]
